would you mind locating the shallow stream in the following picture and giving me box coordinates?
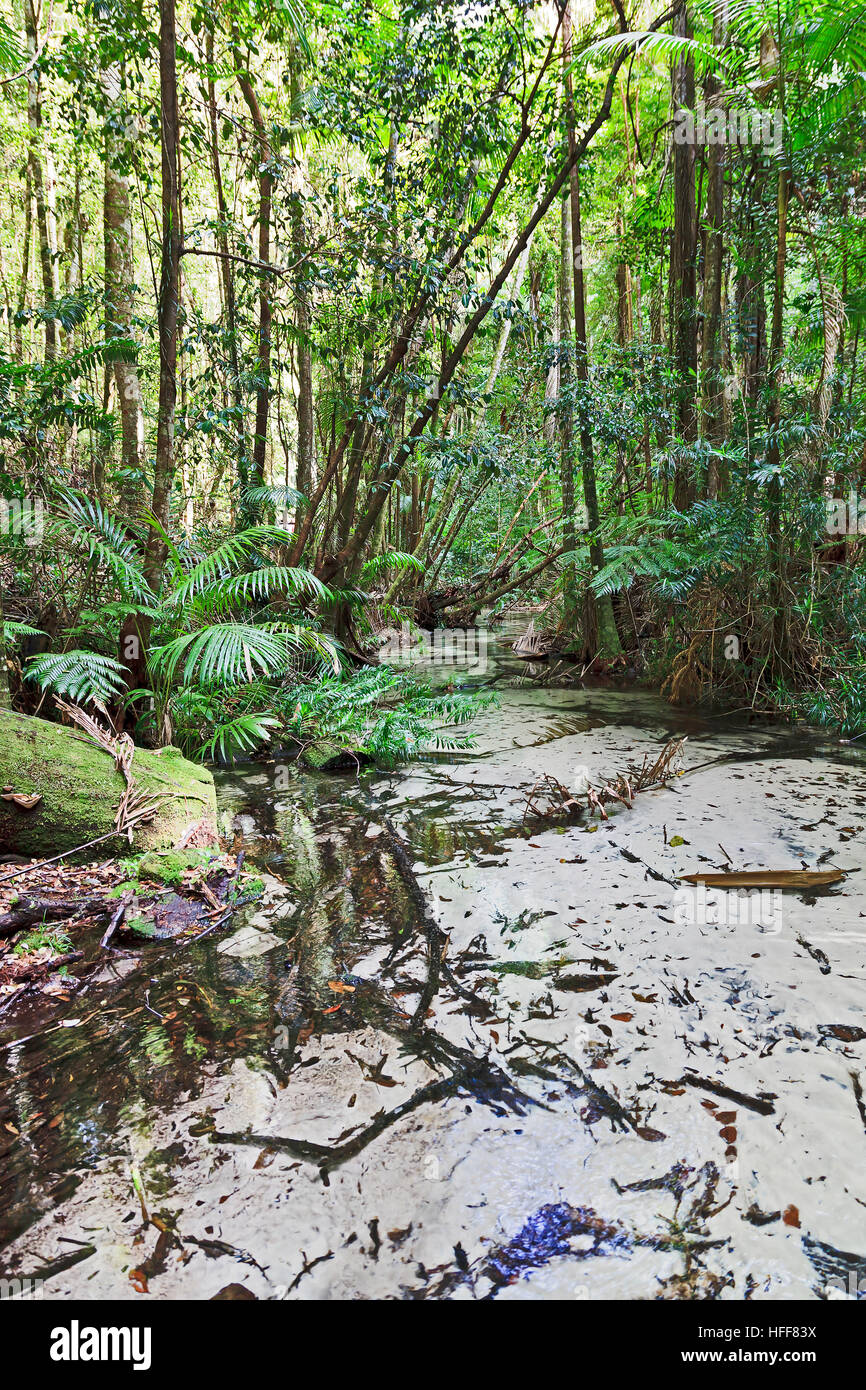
[2,614,865,1299]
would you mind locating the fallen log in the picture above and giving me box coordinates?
[680,869,844,889]
[0,895,109,939]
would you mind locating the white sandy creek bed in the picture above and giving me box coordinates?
[2,681,865,1301]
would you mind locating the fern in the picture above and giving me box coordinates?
[151,622,340,688]
[361,550,425,581]
[25,650,128,704]
[3,621,44,643]
[199,713,281,763]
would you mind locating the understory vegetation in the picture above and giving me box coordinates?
[0,0,863,760]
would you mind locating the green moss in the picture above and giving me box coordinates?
[137,847,220,885]
[126,915,155,938]
[13,926,72,956]
[0,710,217,857]
[299,738,369,771]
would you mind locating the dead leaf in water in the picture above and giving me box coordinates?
[819,1024,866,1043]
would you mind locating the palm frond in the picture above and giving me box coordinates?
[25,650,128,704]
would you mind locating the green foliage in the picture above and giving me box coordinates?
[26,649,128,704]
[277,664,493,768]
[13,926,73,957]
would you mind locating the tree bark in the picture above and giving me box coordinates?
[289,47,314,526]
[564,0,621,658]
[103,64,146,517]
[234,48,273,503]
[206,30,248,502]
[24,0,57,362]
[701,0,727,497]
[122,0,181,701]
[670,4,697,509]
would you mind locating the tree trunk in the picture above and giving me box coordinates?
[558,186,576,625]
[206,30,248,502]
[701,0,727,497]
[670,4,697,509]
[149,0,181,577]
[24,0,57,362]
[122,0,181,701]
[103,64,146,517]
[289,47,314,524]
[565,0,621,658]
[235,49,273,502]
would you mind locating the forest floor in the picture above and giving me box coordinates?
[1,622,865,1300]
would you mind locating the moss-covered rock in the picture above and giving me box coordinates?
[136,847,220,885]
[0,710,217,857]
[299,738,370,771]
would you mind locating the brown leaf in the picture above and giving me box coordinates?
[611,1012,633,1022]
[636,1126,667,1142]
[719,1125,737,1142]
[715,1110,737,1124]
[783,1204,800,1228]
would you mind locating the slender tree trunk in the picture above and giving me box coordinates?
[235,49,273,502]
[121,0,181,706]
[206,31,247,503]
[289,47,314,524]
[150,0,181,574]
[670,4,697,509]
[701,1,727,497]
[103,64,146,516]
[615,208,633,349]
[24,0,57,362]
[565,0,621,657]
[15,169,32,363]
[558,187,576,624]
[767,167,788,663]
[0,582,9,708]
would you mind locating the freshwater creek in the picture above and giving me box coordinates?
[2,614,866,1300]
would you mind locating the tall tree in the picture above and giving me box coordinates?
[670,2,697,509]
[234,42,273,501]
[564,0,622,657]
[103,62,146,516]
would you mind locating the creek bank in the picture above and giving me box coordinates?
[0,847,262,1020]
[0,709,217,857]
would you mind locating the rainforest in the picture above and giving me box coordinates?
[0,0,864,1329]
